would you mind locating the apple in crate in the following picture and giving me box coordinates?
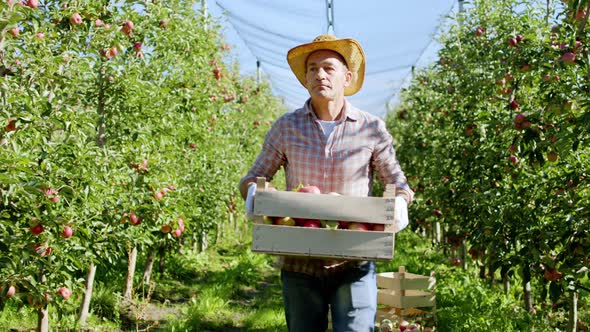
[303,220,321,228]
[262,216,274,225]
[274,216,296,226]
[298,185,321,194]
[347,222,370,231]
[372,223,385,231]
[295,218,321,226]
[321,220,340,229]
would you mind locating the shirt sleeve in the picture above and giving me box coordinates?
[239,118,286,188]
[371,118,414,204]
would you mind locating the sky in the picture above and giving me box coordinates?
[205,1,458,117]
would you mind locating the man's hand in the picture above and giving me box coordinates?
[245,183,257,220]
[394,196,409,233]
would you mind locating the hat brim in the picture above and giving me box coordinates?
[287,38,365,96]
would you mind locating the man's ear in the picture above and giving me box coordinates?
[344,70,352,87]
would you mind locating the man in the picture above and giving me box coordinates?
[239,35,414,332]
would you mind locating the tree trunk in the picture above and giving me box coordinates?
[124,245,138,300]
[142,248,156,287]
[479,265,487,279]
[158,243,166,274]
[199,231,208,252]
[435,221,441,245]
[78,263,97,325]
[501,265,510,294]
[522,264,533,312]
[568,291,578,332]
[38,272,49,332]
[460,240,467,270]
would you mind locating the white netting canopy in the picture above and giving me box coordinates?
[213,0,457,116]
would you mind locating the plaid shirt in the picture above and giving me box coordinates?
[241,99,414,277]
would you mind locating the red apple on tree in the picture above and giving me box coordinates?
[62,225,73,238]
[561,51,576,64]
[5,285,16,298]
[5,117,17,131]
[161,224,172,233]
[70,13,82,26]
[26,0,38,8]
[129,213,141,225]
[121,20,134,35]
[10,27,19,37]
[56,287,72,300]
[30,223,44,236]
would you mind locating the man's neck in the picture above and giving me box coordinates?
[311,97,345,121]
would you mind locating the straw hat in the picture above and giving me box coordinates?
[287,34,365,96]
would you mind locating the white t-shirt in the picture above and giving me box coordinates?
[319,120,337,138]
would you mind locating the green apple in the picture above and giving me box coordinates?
[274,216,296,226]
[321,220,339,229]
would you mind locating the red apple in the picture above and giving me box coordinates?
[561,52,576,64]
[338,221,350,229]
[474,28,484,36]
[172,229,182,237]
[508,38,518,47]
[5,117,17,131]
[213,67,222,80]
[298,185,321,194]
[26,0,38,8]
[347,222,370,231]
[509,155,519,165]
[121,20,134,35]
[509,99,519,110]
[56,287,71,300]
[514,113,526,124]
[177,217,185,231]
[10,27,19,37]
[155,191,163,200]
[108,46,118,57]
[62,225,73,238]
[31,224,44,236]
[70,13,82,26]
[433,209,442,217]
[303,220,321,228]
[161,224,172,233]
[372,224,385,231]
[129,213,140,225]
[399,320,409,331]
[5,285,16,298]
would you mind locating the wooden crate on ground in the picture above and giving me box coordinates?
[376,266,437,325]
[251,177,396,261]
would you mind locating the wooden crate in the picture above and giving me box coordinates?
[251,177,396,261]
[376,266,437,324]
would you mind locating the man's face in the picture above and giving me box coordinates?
[304,50,352,101]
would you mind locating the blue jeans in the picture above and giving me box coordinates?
[280,262,376,332]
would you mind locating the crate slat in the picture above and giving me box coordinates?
[377,272,434,291]
[252,224,395,261]
[254,190,394,224]
[378,289,435,309]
